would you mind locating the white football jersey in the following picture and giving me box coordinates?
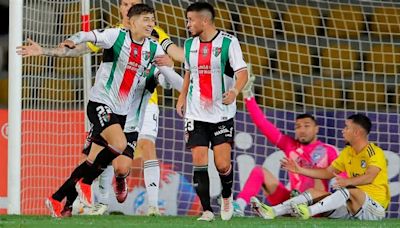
[184,31,247,123]
[88,28,164,115]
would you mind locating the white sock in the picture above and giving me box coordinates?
[97,165,114,205]
[144,160,160,208]
[236,198,247,211]
[273,191,313,216]
[309,188,350,216]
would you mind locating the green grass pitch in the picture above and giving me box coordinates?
[1,215,399,228]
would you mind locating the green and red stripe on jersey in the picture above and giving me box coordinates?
[118,43,142,100]
[198,42,213,108]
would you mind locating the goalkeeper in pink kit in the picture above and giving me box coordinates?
[233,76,339,217]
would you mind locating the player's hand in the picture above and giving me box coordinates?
[222,89,237,105]
[176,94,186,118]
[242,73,255,99]
[281,157,301,174]
[58,39,76,49]
[332,173,350,189]
[16,38,43,57]
[154,55,174,67]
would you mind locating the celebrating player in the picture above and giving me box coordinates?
[232,76,339,216]
[252,114,389,221]
[19,4,181,218]
[17,0,184,216]
[176,2,248,221]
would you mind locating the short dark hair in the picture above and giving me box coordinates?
[296,113,317,124]
[186,2,215,20]
[347,113,372,134]
[127,3,154,19]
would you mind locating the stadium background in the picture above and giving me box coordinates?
[0,0,399,218]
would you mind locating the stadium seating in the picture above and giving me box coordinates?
[107,3,120,26]
[398,85,400,105]
[263,79,296,109]
[0,77,7,106]
[240,43,268,76]
[239,5,275,38]
[347,82,386,110]
[39,78,76,102]
[54,57,83,77]
[321,44,359,78]
[370,7,400,38]
[326,4,364,39]
[303,80,343,108]
[62,2,81,35]
[282,5,321,37]
[277,43,311,76]
[155,2,186,38]
[365,44,400,75]
[214,2,234,33]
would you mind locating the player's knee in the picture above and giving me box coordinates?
[216,162,231,174]
[113,156,131,175]
[110,139,127,153]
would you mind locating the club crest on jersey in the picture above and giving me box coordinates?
[361,160,367,168]
[133,47,138,57]
[213,47,221,57]
[143,51,150,61]
[202,45,209,57]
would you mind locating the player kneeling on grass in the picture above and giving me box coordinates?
[251,114,390,221]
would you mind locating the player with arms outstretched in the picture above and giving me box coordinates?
[176,2,248,221]
[19,4,182,218]
[17,0,184,216]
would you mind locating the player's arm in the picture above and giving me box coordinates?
[153,26,184,63]
[282,157,339,179]
[176,70,190,117]
[222,68,248,105]
[16,38,91,57]
[332,166,380,189]
[60,28,118,50]
[156,67,183,92]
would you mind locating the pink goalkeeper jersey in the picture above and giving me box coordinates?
[245,97,339,192]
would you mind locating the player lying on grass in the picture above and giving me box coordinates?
[17,0,184,217]
[233,75,339,216]
[251,114,390,221]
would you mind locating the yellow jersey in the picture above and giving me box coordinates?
[87,24,158,105]
[332,143,390,209]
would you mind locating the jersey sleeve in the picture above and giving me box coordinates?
[228,37,247,72]
[91,28,121,49]
[368,148,386,171]
[155,43,165,56]
[331,148,346,172]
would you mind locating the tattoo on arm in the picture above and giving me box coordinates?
[42,43,91,57]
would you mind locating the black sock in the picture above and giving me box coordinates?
[52,161,92,202]
[193,166,212,212]
[64,190,78,209]
[219,164,233,198]
[82,147,119,185]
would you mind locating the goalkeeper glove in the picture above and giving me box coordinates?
[242,68,255,99]
[153,25,174,53]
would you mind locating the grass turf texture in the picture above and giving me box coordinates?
[1,215,399,227]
